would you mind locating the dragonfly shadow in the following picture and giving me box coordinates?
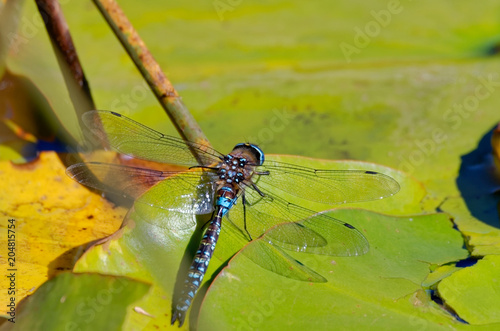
[455,125,500,229]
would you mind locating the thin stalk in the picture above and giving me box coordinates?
[35,0,97,163]
[92,0,211,160]
[35,0,96,119]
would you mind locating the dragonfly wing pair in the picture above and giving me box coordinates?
[67,163,217,230]
[226,181,370,257]
[228,159,400,256]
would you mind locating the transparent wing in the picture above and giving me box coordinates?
[83,110,224,167]
[218,224,328,282]
[67,163,217,227]
[256,160,400,204]
[226,184,369,256]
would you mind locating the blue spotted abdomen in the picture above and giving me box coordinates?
[171,187,238,326]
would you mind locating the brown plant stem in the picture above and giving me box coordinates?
[35,0,98,164]
[92,0,211,157]
[35,0,96,117]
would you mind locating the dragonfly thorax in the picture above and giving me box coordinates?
[217,143,264,185]
[218,155,250,184]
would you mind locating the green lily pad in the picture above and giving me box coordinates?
[422,264,462,289]
[199,209,468,330]
[0,273,150,331]
[441,197,500,256]
[437,255,500,325]
[73,155,426,329]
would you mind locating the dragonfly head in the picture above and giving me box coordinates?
[232,143,265,166]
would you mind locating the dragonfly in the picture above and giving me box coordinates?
[67,110,400,327]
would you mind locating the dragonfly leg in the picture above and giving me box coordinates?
[201,210,216,229]
[242,193,253,240]
[251,183,266,197]
[188,165,220,171]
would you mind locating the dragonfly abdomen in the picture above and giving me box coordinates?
[171,209,223,326]
[172,186,239,326]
